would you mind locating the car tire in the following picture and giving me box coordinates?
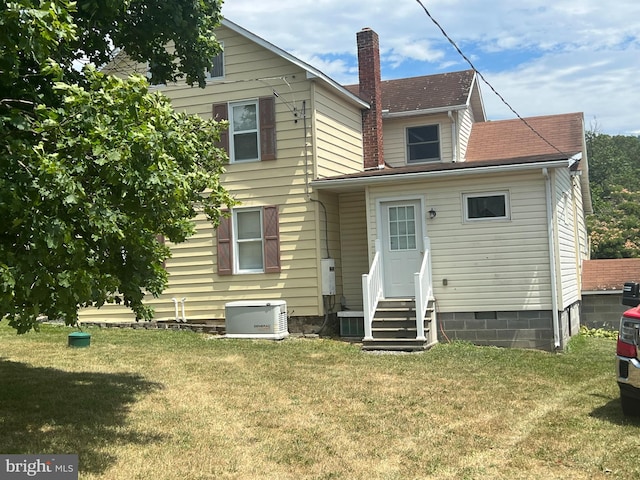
[621,393,639,416]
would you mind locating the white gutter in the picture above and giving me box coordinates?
[382,104,467,119]
[543,167,561,349]
[582,290,623,296]
[312,160,568,190]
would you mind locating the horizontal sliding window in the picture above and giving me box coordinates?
[463,192,510,221]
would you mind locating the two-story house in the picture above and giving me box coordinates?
[81,19,592,351]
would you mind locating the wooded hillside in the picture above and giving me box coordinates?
[587,131,640,258]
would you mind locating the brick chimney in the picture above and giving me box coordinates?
[357,27,384,170]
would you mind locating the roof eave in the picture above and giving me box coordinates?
[467,73,487,122]
[312,159,569,191]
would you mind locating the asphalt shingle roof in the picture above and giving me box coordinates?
[582,259,640,291]
[344,70,475,113]
[466,112,584,163]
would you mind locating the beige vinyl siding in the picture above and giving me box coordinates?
[365,170,552,312]
[78,211,217,323]
[100,51,144,79]
[313,84,364,178]
[316,191,344,308]
[469,82,485,122]
[555,168,581,308]
[458,107,474,160]
[573,175,589,260]
[80,24,333,323]
[338,192,369,310]
[163,27,310,117]
[145,196,322,321]
[383,114,453,167]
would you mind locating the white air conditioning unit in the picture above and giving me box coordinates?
[224,300,288,339]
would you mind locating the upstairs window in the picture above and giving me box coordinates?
[145,61,166,86]
[212,97,277,163]
[206,43,224,80]
[407,125,440,163]
[463,192,510,221]
[230,101,260,162]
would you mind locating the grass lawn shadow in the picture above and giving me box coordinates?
[589,394,640,426]
[0,358,165,475]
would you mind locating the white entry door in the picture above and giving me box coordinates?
[381,200,424,298]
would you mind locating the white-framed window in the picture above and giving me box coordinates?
[213,97,276,163]
[206,42,224,80]
[229,100,260,163]
[463,191,510,221]
[406,124,440,163]
[217,205,281,276]
[233,208,264,273]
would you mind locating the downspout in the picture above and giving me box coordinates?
[448,110,457,162]
[172,298,179,322]
[180,297,187,323]
[543,167,561,349]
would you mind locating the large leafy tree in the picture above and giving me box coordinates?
[588,188,640,258]
[586,130,640,258]
[1,0,235,333]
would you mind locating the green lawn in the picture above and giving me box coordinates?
[0,323,637,479]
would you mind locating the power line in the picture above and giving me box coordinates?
[415,0,568,157]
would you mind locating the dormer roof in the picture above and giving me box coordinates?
[344,70,484,119]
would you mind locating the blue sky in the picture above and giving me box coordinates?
[222,0,640,135]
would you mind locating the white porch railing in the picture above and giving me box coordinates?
[362,239,383,341]
[414,236,433,341]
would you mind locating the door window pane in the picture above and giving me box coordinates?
[388,205,417,251]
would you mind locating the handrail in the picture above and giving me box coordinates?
[362,239,383,341]
[414,237,432,341]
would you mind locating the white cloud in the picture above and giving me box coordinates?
[385,38,445,67]
[222,0,640,135]
[483,47,640,135]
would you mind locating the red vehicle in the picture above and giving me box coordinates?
[617,282,640,416]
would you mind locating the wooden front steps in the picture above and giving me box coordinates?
[362,298,435,352]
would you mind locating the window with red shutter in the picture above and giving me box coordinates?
[263,205,281,273]
[220,97,276,163]
[259,96,277,161]
[216,206,280,275]
[216,214,233,275]
[212,103,229,154]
